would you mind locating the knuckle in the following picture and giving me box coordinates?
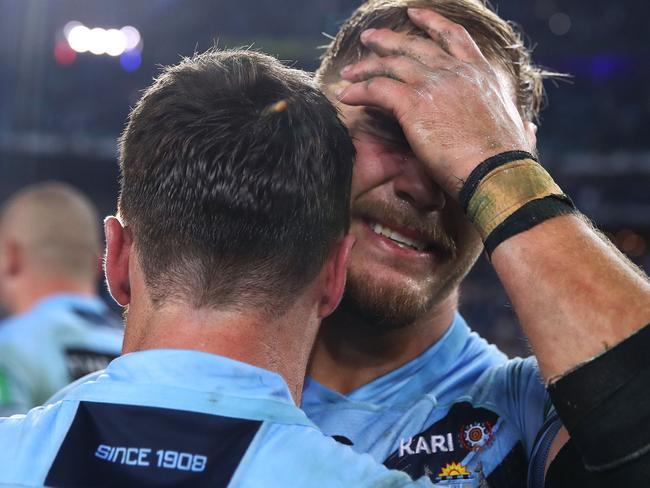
[448,22,465,36]
[368,28,389,41]
[448,23,468,38]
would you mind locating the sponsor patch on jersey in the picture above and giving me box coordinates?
[384,402,500,484]
[71,305,123,329]
[64,348,117,380]
[460,421,494,452]
[46,401,262,487]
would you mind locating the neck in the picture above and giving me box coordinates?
[123,302,319,404]
[309,290,458,394]
[12,276,96,314]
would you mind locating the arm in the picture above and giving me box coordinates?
[492,213,650,379]
[335,7,650,482]
[336,6,650,382]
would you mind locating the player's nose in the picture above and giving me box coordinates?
[392,155,446,212]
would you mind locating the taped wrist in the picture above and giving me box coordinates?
[548,323,650,473]
[459,151,575,255]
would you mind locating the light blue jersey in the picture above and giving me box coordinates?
[302,314,559,488]
[0,349,434,487]
[0,293,123,416]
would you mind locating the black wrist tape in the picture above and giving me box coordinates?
[483,194,575,255]
[548,323,650,472]
[459,150,538,212]
[459,150,575,255]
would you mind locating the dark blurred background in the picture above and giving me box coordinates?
[1,0,648,357]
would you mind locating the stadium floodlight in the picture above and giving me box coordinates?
[121,26,142,51]
[105,29,128,56]
[63,21,83,39]
[67,25,91,53]
[87,28,108,55]
[63,22,142,59]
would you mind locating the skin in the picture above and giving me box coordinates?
[104,216,354,404]
[335,7,650,381]
[309,98,485,394]
[310,6,650,475]
[0,187,101,315]
[310,13,534,397]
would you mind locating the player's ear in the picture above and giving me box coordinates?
[104,216,132,307]
[0,239,23,278]
[317,234,355,318]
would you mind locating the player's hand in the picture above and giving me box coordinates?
[337,7,534,197]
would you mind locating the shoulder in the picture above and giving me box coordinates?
[233,422,425,487]
[462,357,548,419]
[0,312,42,360]
[0,400,79,485]
[0,298,75,345]
[0,311,37,340]
[473,356,542,391]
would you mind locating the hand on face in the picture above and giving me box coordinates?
[337,7,533,198]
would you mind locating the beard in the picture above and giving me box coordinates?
[340,269,433,330]
[338,199,482,331]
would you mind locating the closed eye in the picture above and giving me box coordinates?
[362,108,409,149]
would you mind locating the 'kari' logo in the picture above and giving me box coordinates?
[398,433,455,457]
[459,422,493,452]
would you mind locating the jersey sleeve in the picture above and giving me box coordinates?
[45,369,106,405]
[474,356,554,457]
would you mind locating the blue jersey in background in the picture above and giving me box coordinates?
[0,293,123,416]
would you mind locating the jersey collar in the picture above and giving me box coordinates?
[303,313,472,407]
[29,293,106,314]
[61,349,314,426]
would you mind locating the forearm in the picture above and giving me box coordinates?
[490,212,650,380]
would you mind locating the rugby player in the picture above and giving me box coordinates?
[303,1,650,485]
[0,49,438,487]
[0,182,122,416]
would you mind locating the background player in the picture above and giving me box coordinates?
[0,182,122,416]
[303,1,650,485]
[0,49,438,487]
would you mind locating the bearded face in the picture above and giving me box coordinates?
[336,104,483,330]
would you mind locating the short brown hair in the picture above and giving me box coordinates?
[317,0,557,121]
[119,49,354,311]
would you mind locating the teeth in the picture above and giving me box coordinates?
[370,222,427,251]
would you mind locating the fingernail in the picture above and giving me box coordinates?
[360,28,376,42]
[407,7,422,16]
[334,87,345,98]
[340,65,351,75]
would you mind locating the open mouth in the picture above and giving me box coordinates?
[368,220,428,252]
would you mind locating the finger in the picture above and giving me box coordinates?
[407,7,486,62]
[359,28,449,64]
[336,77,411,119]
[340,55,430,85]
